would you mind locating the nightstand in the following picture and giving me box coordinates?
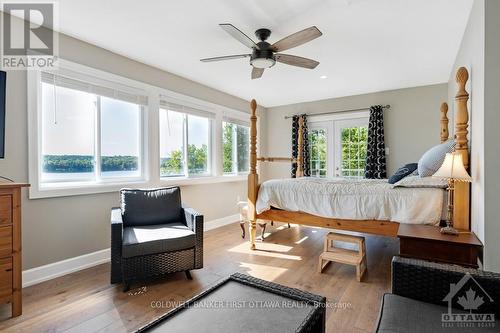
[397,224,482,268]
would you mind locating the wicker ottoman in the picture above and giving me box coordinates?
[135,273,326,333]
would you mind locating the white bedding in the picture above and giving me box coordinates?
[255,177,446,225]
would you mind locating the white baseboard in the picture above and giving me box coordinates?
[22,214,239,288]
[22,248,110,287]
[204,214,240,231]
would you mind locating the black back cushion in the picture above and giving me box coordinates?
[120,187,182,226]
[388,163,418,184]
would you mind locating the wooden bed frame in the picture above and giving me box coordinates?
[247,67,471,250]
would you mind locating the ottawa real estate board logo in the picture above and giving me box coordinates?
[442,273,495,329]
[1,1,58,70]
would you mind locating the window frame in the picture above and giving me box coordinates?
[307,111,369,179]
[159,107,214,179]
[222,120,250,176]
[28,59,251,199]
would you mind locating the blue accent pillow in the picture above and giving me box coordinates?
[418,140,456,177]
[388,163,418,184]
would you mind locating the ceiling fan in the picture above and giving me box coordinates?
[200,24,322,79]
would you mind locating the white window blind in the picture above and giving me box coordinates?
[41,71,148,106]
[222,116,249,127]
[159,99,215,119]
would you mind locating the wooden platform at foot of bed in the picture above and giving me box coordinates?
[257,209,400,237]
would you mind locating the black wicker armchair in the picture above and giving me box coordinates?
[376,256,500,332]
[110,187,203,291]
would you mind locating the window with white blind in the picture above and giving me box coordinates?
[159,101,214,178]
[222,119,250,174]
[37,69,147,186]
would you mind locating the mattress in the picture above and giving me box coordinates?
[255,177,446,225]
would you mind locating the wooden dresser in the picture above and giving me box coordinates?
[0,183,29,317]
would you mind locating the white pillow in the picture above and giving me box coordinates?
[392,175,448,188]
[418,140,456,177]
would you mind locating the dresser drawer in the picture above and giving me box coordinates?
[0,257,13,302]
[0,226,13,257]
[0,195,12,225]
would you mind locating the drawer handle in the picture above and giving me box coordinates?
[5,268,12,272]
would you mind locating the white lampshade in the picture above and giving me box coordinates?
[433,152,472,182]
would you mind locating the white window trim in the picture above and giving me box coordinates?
[28,59,251,199]
[158,108,214,179]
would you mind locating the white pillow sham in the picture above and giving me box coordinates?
[392,175,448,189]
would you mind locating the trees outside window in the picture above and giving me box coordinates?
[160,109,212,177]
[222,121,249,174]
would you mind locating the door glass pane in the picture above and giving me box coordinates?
[41,83,96,183]
[308,129,327,178]
[160,109,185,177]
[340,126,368,179]
[100,97,141,178]
[187,114,210,175]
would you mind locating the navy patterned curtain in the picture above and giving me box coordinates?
[291,115,310,178]
[365,105,387,179]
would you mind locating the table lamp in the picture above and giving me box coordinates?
[433,152,472,235]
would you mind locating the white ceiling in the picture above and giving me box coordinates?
[55,0,473,107]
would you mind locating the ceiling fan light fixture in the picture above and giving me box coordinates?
[250,57,276,69]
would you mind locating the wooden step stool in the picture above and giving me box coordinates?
[318,232,367,282]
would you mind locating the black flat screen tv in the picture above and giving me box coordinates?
[0,71,5,159]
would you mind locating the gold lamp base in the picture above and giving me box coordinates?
[441,179,459,236]
[440,225,459,235]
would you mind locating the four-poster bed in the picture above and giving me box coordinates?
[247,67,471,250]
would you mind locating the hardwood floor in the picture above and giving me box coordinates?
[0,222,399,333]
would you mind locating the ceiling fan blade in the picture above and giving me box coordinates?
[200,54,251,62]
[271,26,322,52]
[220,24,260,50]
[251,67,264,79]
[276,54,319,69]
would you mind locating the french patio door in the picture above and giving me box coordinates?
[308,116,369,179]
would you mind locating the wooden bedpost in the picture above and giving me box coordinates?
[440,102,449,143]
[296,116,305,177]
[248,99,258,249]
[453,67,470,231]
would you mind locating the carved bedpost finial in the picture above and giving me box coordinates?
[250,99,257,116]
[440,102,449,143]
[456,67,469,91]
[454,67,469,169]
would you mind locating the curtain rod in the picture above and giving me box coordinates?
[283,105,391,119]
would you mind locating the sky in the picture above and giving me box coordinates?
[42,83,209,157]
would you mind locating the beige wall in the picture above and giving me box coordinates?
[263,84,448,180]
[483,0,500,272]
[0,21,266,269]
